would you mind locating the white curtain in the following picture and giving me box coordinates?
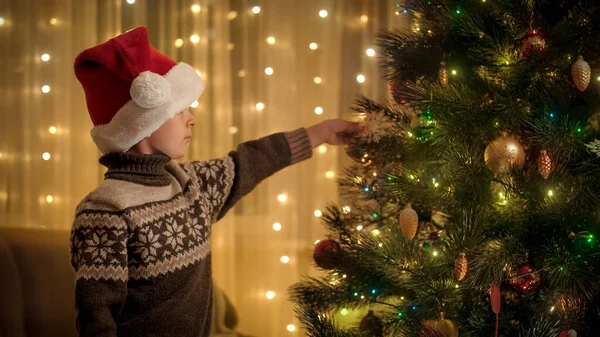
[0,0,406,335]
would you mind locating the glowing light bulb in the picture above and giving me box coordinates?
[42,152,51,160]
[287,324,296,332]
[313,77,322,84]
[451,69,457,75]
[372,229,380,236]
[48,126,57,134]
[340,308,348,315]
[49,18,58,25]
[319,10,328,18]
[41,54,50,62]
[46,195,54,203]
[265,67,274,75]
[267,36,276,44]
[356,225,363,231]
[548,190,554,197]
[229,126,239,134]
[191,4,201,13]
[265,291,276,299]
[41,85,51,93]
[174,38,184,48]
[342,206,351,214]
[360,15,368,23]
[252,6,261,14]
[314,239,320,245]
[277,193,288,203]
[366,48,375,57]
[314,107,323,115]
[356,74,365,83]
[190,34,200,43]
[126,0,135,4]
[227,11,238,20]
[314,210,323,217]
[256,102,265,111]
[325,171,335,179]
[309,42,318,50]
[318,145,327,154]
[272,222,282,231]
[190,100,199,108]
[280,256,290,263]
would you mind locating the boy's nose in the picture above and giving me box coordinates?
[184,109,195,126]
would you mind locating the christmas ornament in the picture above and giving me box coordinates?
[520,29,546,57]
[455,253,468,281]
[422,313,458,337]
[560,330,578,337]
[313,239,342,269]
[538,150,552,179]
[571,55,591,91]
[560,294,584,318]
[586,139,600,157]
[490,282,501,337]
[344,145,372,166]
[395,161,404,176]
[439,61,449,87]
[484,133,525,173]
[359,310,384,337]
[508,264,540,293]
[572,231,597,254]
[400,204,419,240]
[390,78,407,104]
[361,111,395,143]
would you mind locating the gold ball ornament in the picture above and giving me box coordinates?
[439,61,449,87]
[455,253,468,281]
[538,150,552,179]
[422,314,458,337]
[571,55,591,92]
[400,203,418,240]
[484,133,525,173]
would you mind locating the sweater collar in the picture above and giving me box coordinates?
[99,152,173,186]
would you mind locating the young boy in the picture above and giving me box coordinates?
[70,26,362,337]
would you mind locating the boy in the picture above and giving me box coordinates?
[70,26,362,337]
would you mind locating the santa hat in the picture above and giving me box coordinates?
[74,26,204,153]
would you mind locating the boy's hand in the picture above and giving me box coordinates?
[306,119,364,148]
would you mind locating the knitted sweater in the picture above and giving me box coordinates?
[70,128,312,337]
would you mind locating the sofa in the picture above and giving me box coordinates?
[0,227,249,337]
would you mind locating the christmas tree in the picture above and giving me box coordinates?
[290,1,600,336]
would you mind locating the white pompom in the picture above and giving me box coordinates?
[130,71,171,108]
[567,330,577,337]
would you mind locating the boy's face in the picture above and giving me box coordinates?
[145,108,195,159]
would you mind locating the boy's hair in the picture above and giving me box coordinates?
[74,26,204,153]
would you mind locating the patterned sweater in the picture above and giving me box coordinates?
[70,128,312,337]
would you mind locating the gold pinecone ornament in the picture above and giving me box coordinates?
[538,150,552,179]
[455,253,468,281]
[439,61,449,87]
[399,204,418,240]
[571,55,591,91]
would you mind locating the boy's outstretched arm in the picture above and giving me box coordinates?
[184,119,363,222]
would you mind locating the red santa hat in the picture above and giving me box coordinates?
[74,26,204,153]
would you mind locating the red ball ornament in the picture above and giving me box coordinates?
[390,78,407,104]
[508,264,541,293]
[313,239,342,269]
[521,29,546,58]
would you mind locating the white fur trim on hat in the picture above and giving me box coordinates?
[90,62,204,153]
